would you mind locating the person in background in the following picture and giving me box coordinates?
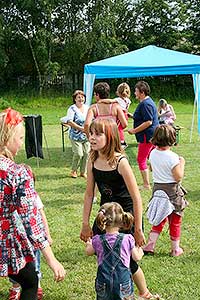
[157,99,176,125]
[84,82,127,138]
[128,81,159,190]
[143,124,188,256]
[86,202,143,300]
[0,108,65,300]
[114,82,132,148]
[9,166,53,300]
[80,118,160,300]
[99,82,132,149]
[60,90,90,179]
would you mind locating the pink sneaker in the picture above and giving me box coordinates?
[9,288,20,300]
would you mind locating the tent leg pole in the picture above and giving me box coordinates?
[32,118,40,168]
[190,99,196,143]
[43,131,50,160]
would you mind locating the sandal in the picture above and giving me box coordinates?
[138,290,161,300]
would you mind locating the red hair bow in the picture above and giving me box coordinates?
[4,108,23,126]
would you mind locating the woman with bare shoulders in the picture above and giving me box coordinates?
[84,82,128,137]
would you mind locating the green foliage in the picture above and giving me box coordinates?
[0,97,12,109]
[0,0,200,94]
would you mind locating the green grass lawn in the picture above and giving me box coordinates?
[0,100,200,300]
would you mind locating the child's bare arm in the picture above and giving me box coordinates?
[85,238,95,256]
[40,208,53,245]
[131,246,144,262]
[41,246,66,281]
[172,156,185,182]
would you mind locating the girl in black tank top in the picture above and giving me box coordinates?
[93,156,133,213]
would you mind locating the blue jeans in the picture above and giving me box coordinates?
[96,234,134,300]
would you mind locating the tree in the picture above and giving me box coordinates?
[133,0,188,49]
[0,0,61,94]
[0,16,8,84]
[184,0,200,54]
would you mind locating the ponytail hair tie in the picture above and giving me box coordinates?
[99,208,106,216]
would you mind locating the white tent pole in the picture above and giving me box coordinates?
[190,74,199,142]
[83,73,95,105]
[197,74,200,134]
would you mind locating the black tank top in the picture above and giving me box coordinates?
[93,156,133,213]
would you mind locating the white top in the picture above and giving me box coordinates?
[149,148,180,183]
[60,104,89,123]
[35,194,44,210]
[114,97,131,111]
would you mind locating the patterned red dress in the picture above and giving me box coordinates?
[0,157,48,277]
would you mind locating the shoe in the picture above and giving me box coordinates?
[70,170,77,178]
[171,247,183,257]
[80,173,87,179]
[37,288,43,300]
[170,239,183,257]
[143,232,160,255]
[9,288,21,300]
[138,290,160,300]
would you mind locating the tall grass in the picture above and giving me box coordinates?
[0,100,199,299]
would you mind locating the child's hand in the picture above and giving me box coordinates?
[86,237,92,246]
[136,246,144,258]
[48,257,66,282]
[85,237,95,255]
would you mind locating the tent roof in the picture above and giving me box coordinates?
[84,45,200,78]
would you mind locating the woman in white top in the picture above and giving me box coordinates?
[157,99,176,125]
[61,90,90,178]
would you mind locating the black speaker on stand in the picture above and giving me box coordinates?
[24,115,44,167]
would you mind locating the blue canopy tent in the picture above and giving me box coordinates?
[83,45,200,137]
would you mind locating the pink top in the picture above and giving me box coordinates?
[95,103,117,121]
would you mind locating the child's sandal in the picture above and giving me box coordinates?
[138,290,161,300]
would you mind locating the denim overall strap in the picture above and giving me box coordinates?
[100,233,124,270]
[96,233,134,300]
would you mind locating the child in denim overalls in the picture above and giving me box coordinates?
[86,202,143,300]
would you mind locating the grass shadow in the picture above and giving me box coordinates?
[16,147,73,168]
